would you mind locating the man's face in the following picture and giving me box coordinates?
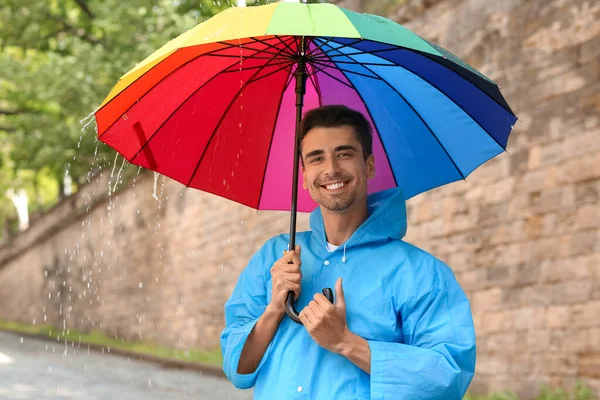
[301,125,375,213]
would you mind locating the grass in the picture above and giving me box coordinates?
[464,381,596,400]
[0,319,223,367]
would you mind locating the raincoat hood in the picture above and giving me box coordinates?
[309,187,407,249]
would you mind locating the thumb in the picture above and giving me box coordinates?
[295,244,301,257]
[335,278,345,307]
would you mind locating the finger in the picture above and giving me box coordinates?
[313,293,334,310]
[281,272,302,284]
[279,252,301,267]
[302,306,315,324]
[295,245,301,258]
[281,250,295,263]
[279,263,302,273]
[299,308,312,327]
[335,278,345,307]
[308,299,322,314]
[290,251,301,266]
[278,281,301,298]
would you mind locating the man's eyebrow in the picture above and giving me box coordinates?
[305,149,324,159]
[335,145,357,152]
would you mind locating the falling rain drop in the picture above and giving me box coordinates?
[153,172,160,200]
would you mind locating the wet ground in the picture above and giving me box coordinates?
[0,331,253,399]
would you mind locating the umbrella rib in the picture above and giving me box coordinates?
[216,38,296,60]
[283,65,296,89]
[127,57,248,163]
[95,45,233,118]
[335,72,398,188]
[185,53,286,188]
[256,73,294,209]
[248,36,298,58]
[248,62,295,84]
[379,58,509,151]
[222,59,295,73]
[324,43,466,180]
[356,63,467,180]
[310,59,383,81]
[99,45,259,139]
[309,58,395,67]
[318,38,516,116]
[205,54,285,60]
[314,47,404,59]
[270,35,300,58]
[307,64,322,101]
[308,37,362,58]
[308,63,354,89]
[319,42,509,151]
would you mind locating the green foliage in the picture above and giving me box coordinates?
[1,0,272,237]
[0,319,223,366]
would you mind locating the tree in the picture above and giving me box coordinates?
[1,0,276,237]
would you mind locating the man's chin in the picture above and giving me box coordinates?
[317,196,355,213]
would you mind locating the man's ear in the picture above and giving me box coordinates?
[302,164,308,190]
[366,154,376,179]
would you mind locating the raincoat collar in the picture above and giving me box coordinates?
[309,187,408,251]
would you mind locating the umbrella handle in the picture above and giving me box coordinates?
[285,288,334,324]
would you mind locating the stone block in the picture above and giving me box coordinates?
[557,153,600,184]
[480,311,512,334]
[526,330,551,352]
[513,307,546,331]
[570,301,600,328]
[545,305,571,328]
[520,286,553,307]
[550,281,593,304]
[473,288,504,312]
[482,177,517,205]
[579,353,600,379]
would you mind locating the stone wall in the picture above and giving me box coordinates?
[0,170,309,349]
[0,0,598,398]
[387,0,600,396]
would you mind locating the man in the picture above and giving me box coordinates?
[220,105,476,399]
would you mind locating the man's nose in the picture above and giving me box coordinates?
[323,156,342,174]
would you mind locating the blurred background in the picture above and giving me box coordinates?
[0,0,598,399]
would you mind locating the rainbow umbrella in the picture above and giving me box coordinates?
[95,1,517,323]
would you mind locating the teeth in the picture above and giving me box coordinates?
[326,182,345,190]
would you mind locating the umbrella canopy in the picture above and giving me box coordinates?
[95,1,516,214]
[95,1,517,323]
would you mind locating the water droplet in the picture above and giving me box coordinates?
[20,337,24,344]
[139,282,143,288]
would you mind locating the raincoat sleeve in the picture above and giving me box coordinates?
[367,260,476,400]
[220,242,273,389]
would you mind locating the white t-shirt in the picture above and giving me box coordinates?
[326,242,339,252]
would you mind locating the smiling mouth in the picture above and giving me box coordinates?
[320,181,350,191]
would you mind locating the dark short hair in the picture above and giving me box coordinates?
[299,105,373,160]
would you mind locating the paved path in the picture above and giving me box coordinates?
[0,332,253,400]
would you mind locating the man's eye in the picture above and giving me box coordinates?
[309,157,323,163]
[338,153,350,158]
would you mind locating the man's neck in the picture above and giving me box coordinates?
[321,200,369,246]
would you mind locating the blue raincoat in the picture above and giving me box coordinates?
[220,188,476,399]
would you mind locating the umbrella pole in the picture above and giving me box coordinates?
[285,37,307,325]
[285,37,334,325]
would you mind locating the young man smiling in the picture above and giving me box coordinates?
[221,105,476,399]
